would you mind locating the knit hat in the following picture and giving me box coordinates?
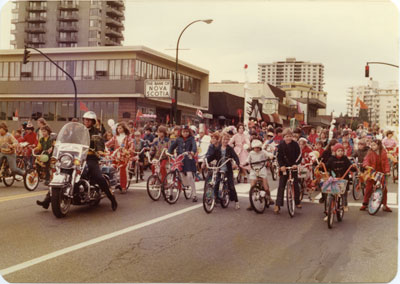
[332,143,344,152]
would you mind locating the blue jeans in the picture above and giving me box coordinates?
[0,153,25,176]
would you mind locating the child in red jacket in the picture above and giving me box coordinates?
[360,139,391,212]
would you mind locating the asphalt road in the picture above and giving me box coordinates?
[0,171,397,283]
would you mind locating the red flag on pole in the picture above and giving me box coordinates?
[80,102,89,112]
[166,114,170,124]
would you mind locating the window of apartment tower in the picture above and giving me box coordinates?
[90,8,100,16]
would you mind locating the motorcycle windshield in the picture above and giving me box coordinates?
[57,122,90,146]
[53,123,90,160]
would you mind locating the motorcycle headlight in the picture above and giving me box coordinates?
[59,154,74,168]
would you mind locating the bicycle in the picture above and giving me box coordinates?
[146,148,169,201]
[162,152,194,204]
[24,152,55,191]
[283,166,298,218]
[322,164,356,228]
[364,167,386,215]
[264,143,278,181]
[0,156,15,187]
[248,159,272,214]
[203,158,233,213]
[349,158,365,200]
[127,147,149,187]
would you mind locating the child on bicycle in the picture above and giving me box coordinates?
[325,143,353,213]
[151,125,170,183]
[206,132,241,209]
[274,128,302,214]
[33,125,54,185]
[246,139,274,211]
[360,139,391,212]
[168,125,198,202]
[132,131,147,180]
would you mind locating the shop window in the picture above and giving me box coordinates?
[31,101,44,120]
[7,102,19,120]
[57,102,68,121]
[122,112,131,118]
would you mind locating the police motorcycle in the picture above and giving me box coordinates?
[49,122,104,218]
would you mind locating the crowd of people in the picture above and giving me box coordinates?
[0,114,398,215]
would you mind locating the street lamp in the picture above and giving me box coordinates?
[172,19,213,125]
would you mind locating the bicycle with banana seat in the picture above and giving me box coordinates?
[364,166,387,215]
[162,152,194,204]
[248,159,273,214]
[203,158,233,213]
[0,143,18,187]
[146,148,169,201]
[323,164,357,229]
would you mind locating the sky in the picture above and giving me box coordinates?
[0,0,399,117]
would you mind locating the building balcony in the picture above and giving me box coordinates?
[105,28,124,38]
[10,40,17,46]
[107,0,125,8]
[11,29,18,34]
[58,3,79,10]
[105,38,121,46]
[12,8,19,13]
[106,6,124,17]
[58,14,79,21]
[25,26,46,33]
[57,25,78,32]
[25,36,46,44]
[57,35,78,42]
[11,18,20,24]
[106,17,124,27]
[26,5,47,12]
[26,16,46,22]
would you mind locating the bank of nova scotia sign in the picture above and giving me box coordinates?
[144,79,172,98]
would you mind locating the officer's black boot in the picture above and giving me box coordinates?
[36,192,51,209]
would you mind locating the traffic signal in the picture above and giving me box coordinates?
[23,47,30,64]
[365,65,369,77]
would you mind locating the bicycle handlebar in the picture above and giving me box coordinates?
[205,158,233,170]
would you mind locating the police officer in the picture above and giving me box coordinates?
[37,112,118,211]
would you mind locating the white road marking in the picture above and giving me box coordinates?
[0,204,202,277]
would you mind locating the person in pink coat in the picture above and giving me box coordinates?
[229,123,250,182]
[105,122,133,193]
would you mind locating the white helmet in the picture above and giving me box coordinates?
[83,111,97,121]
[251,139,262,149]
[189,125,197,133]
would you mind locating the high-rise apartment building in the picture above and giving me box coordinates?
[346,80,399,132]
[258,57,325,92]
[10,0,125,49]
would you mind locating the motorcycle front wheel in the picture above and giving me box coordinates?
[51,187,72,218]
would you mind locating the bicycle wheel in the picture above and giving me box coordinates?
[183,185,193,199]
[14,157,25,182]
[202,180,215,213]
[336,195,344,222]
[146,175,162,201]
[327,195,335,229]
[299,179,304,201]
[24,168,39,191]
[368,187,383,215]
[393,163,398,183]
[220,182,230,208]
[286,181,295,217]
[249,185,266,214]
[352,177,363,200]
[270,164,277,181]
[135,163,140,183]
[127,169,133,189]
[162,171,180,204]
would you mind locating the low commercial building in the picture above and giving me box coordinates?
[0,45,209,131]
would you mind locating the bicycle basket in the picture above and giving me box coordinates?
[321,177,348,195]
